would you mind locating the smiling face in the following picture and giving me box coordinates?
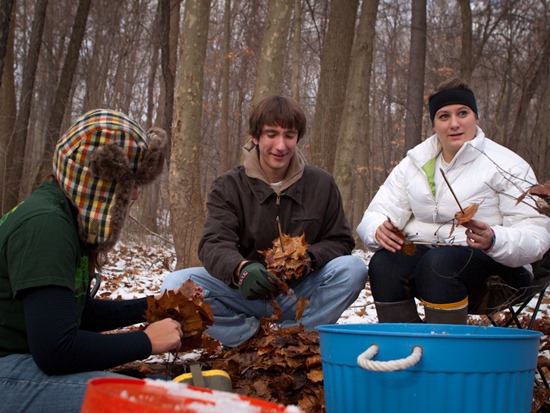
[252,124,298,183]
[433,104,478,162]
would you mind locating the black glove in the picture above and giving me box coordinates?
[238,261,279,300]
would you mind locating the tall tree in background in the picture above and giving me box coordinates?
[509,29,550,153]
[309,0,359,172]
[220,0,231,172]
[32,0,91,195]
[252,0,293,104]
[404,0,426,153]
[0,7,16,216]
[170,0,212,268]
[539,59,550,181]
[458,0,472,82]
[291,0,301,101]
[0,0,14,89]
[160,0,180,150]
[333,0,379,227]
[3,0,48,212]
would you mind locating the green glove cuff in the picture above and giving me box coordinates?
[238,261,278,300]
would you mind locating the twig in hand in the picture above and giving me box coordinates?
[440,168,465,213]
[276,216,285,253]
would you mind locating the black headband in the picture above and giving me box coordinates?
[428,88,478,122]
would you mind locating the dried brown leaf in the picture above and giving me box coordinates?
[144,279,213,352]
[295,297,309,321]
[259,233,310,282]
[454,203,479,226]
[393,228,416,256]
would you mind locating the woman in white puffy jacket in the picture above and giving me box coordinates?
[356,77,550,324]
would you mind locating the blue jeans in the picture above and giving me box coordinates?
[162,255,368,347]
[0,354,133,413]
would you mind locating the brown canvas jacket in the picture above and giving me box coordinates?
[198,142,355,285]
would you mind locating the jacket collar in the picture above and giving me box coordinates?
[408,126,487,168]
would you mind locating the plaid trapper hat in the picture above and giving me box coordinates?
[53,109,166,252]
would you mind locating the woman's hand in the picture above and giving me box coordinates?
[375,219,404,253]
[463,219,494,251]
[143,318,183,354]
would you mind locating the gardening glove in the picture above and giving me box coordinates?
[238,261,279,300]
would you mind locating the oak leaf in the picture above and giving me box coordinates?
[259,233,310,282]
[393,227,416,256]
[144,279,213,352]
[454,203,479,226]
[449,203,479,237]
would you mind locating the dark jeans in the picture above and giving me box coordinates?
[369,245,532,309]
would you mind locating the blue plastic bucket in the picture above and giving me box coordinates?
[317,324,542,413]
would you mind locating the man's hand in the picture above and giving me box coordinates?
[238,261,278,300]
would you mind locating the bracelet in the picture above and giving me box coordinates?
[482,228,496,253]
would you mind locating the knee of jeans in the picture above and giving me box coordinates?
[336,256,369,285]
[161,270,192,292]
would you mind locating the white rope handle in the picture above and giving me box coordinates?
[357,344,423,372]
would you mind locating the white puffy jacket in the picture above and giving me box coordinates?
[356,127,550,268]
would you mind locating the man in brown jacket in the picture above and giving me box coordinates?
[162,96,369,347]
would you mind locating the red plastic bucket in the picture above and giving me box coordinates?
[81,377,303,413]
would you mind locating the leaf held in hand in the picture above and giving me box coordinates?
[393,227,416,256]
[259,233,310,282]
[448,203,479,237]
[454,203,479,225]
[259,233,312,322]
[144,279,213,352]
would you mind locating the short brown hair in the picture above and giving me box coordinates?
[248,96,307,141]
[429,77,470,99]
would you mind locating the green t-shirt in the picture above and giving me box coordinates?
[0,182,89,356]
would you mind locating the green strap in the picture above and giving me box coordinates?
[190,363,206,388]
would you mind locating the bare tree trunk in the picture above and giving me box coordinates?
[0,8,16,215]
[252,0,293,104]
[291,0,302,101]
[404,0,426,153]
[170,0,211,268]
[4,0,48,211]
[309,0,359,172]
[509,33,550,152]
[160,0,179,164]
[0,0,14,89]
[139,1,163,234]
[32,0,91,195]
[458,0,472,82]
[220,0,231,172]
[538,62,550,181]
[333,0,379,228]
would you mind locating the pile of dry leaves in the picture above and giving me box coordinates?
[212,321,324,412]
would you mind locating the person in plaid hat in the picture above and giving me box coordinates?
[0,109,182,411]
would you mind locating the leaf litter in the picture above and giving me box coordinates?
[100,237,550,412]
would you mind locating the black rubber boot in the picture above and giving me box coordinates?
[374,299,422,323]
[424,305,468,325]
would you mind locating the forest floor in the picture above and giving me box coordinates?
[98,237,550,412]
